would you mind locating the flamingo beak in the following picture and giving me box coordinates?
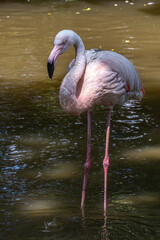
[47,45,63,79]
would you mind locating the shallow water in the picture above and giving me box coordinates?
[0,0,160,239]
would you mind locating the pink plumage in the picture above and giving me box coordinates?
[47,30,144,213]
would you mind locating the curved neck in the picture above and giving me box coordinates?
[74,35,86,66]
[59,34,86,115]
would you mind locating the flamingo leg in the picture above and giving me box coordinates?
[81,110,92,208]
[103,107,112,213]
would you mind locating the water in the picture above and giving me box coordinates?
[0,0,160,239]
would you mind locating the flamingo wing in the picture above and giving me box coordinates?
[79,50,143,107]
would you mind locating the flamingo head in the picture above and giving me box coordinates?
[47,30,75,79]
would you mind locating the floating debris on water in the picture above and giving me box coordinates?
[65,0,77,2]
[83,8,91,12]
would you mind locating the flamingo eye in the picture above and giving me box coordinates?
[59,40,67,46]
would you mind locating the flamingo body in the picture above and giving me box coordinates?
[75,50,142,111]
[47,30,144,212]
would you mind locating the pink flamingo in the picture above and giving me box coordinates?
[47,30,144,212]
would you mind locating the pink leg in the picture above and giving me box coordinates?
[103,107,112,213]
[81,110,92,208]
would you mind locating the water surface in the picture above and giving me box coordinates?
[0,0,160,239]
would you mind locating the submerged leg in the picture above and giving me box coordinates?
[81,110,92,208]
[103,107,112,213]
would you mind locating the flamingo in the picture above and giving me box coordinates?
[47,30,144,212]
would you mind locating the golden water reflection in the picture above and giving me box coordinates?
[23,162,79,180]
[0,0,160,97]
[126,146,160,162]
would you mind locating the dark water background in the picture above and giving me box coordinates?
[0,0,160,239]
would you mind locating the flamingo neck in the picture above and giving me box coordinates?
[59,35,86,115]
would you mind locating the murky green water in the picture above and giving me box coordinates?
[0,0,160,239]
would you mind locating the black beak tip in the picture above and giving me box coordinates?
[47,61,54,79]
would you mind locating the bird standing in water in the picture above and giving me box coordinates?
[47,30,144,213]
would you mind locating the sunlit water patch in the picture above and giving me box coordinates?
[126,146,160,162]
[0,0,160,240]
